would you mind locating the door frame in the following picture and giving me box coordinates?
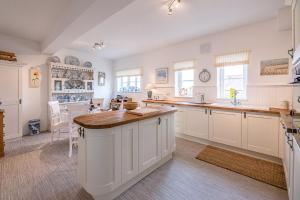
[0,61,23,139]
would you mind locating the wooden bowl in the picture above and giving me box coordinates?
[124,102,138,110]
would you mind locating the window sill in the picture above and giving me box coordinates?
[216,98,248,101]
[174,96,194,98]
[117,92,142,94]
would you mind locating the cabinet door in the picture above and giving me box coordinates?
[185,108,209,139]
[283,131,290,189]
[209,110,242,148]
[78,129,86,187]
[288,136,294,200]
[293,136,300,200]
[161,115,172,158]
[139,117,161,172]
[243,113,279,156]
[174,107,185,134]
[121,123,139,183]
[85,128,122,193]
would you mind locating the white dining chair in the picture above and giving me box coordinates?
[48,101,69,143]
[67,103,89,157]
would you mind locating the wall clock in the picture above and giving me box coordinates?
[199,69,211,82]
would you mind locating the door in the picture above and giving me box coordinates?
[121,122,139,183]
[243,113,279,156]
[139,117,161,172]
[293,136,300,200]
[0,65,21,139]
[185,108,209,139]
[209,110,242,148]
[161,115,172,158]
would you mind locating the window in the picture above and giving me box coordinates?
[217,65,247,99]
[174,61,194,97]
[116,68,141,93]
[216,51,250,99]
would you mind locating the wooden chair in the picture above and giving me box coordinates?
[48,101,69,143]
[67,103,89,157]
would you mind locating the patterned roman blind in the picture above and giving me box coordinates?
[215,50,250,67]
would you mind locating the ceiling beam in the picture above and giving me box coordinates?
[41,0,134,54]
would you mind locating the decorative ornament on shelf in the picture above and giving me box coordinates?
[46,56,60,64]
[83,61,93,68]
[65,56,80,66]
[145,84,156,99]
[199,69,211,82]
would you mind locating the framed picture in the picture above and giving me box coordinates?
[260,58,289,76]
[98,72,105,86]
[29,67,41,88]
[155,68,168,84]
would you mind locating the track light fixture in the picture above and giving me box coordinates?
[93,42,105,50]
[167,0,181,15]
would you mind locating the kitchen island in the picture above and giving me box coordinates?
[74,106,177,200]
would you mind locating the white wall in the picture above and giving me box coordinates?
[113,19,293,108]
[0,33,113,135]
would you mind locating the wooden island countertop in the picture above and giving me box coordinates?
[74,106,177,129]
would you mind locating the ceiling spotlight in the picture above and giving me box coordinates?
[167,0,181,15]
[93,42,105,50]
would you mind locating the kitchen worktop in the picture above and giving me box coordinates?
[74,106,177,129]
[142,99,283,115]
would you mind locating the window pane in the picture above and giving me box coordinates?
[217,65,247,99]
[116,75,141,93]
[175,69,194,97]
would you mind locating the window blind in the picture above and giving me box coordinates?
[215,50,250,67]
[115,68,142,77]
[173,60,194,71]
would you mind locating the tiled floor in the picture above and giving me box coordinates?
[0,133,288,200]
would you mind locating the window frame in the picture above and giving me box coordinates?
[174,69,194,98]
[116,75,141,93]
[217,64,248,100]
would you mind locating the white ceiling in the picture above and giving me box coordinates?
[0,0,72,42]
[69,0,284,60]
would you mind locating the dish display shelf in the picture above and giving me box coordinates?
[48,62,94,103]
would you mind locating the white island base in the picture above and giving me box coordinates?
[77,114,175,200]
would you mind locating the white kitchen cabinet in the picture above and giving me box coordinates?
[138,117,162,172]
[293,136,300,200]
[121,123,139,183]
[174,107,185,134]
[85,128,122,194]
[78,128,86,186]
[185,107,209,139]
[161,114,173,158]
[242,113,279,156]
[209,110,242,148]
[283,131,294,200]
